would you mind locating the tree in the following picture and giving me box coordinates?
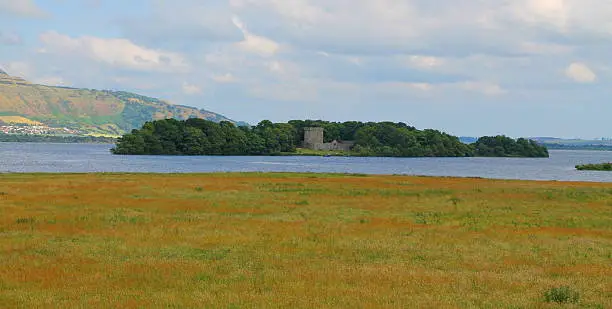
[473,136,548,158]
[111,119,548,158]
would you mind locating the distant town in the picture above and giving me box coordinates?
[0,125,81,135]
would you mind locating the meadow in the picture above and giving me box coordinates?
[0,173,610,308]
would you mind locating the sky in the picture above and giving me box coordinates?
[1,0,611,139]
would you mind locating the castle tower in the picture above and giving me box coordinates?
[304,127,324,148]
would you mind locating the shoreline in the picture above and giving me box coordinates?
[1,171,611,185]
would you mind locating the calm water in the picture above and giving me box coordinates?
[1,143,612,182]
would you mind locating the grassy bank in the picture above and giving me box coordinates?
[576,162,612,171]
[0,173,610,308]
[286,148,352,156]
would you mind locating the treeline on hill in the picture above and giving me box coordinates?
[111,119,549,158]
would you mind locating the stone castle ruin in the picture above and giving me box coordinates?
[303,127,355,151]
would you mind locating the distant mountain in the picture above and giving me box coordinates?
[530,137,612,146]
[0,69,244,136]
[459,136,478,144]
[530,137,612,150]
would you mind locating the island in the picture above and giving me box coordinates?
[110,119,549,158]
[575,163,612,171]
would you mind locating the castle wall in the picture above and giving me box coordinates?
[303,127,355,151]
[303,127,324,148]
[313,141,355,151]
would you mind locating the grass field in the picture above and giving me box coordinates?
[0,173,610,308]
[0,116,43,125]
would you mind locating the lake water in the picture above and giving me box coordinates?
[1,143,612,182]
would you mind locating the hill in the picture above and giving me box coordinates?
[459,136,478,144]
[530,137,612,151]
[0,69,241,136]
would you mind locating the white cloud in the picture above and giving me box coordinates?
[112,0,612,61]
[407,55,445,69]
[226,0,612,58]
[6,0,612,138]
[376,80,505,96]
[2,61,34,79]
[182,82,203,95]
[120,0,242,46]
[110,76,157,90]
[38,31,189,73]
[409,83,434,91]
[248,82,317,102]
[512,0,569,30]
[231,0,422,53]
[0,31,22,45]
[231,0,327,24]
[267,61,284,73]
[33,76,68,86]
[232,15,281,57]
[514,0,612,35]
[368,82,434,96]
[518,41,573,55]
[212,73,237,83]
[347,57,363,66]
[0,0,48,18]
[456,81,506,96]
[243,76,505,106]
[565,62,597,83]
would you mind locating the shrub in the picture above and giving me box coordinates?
[544,286,580,304]
[576,162,612,171]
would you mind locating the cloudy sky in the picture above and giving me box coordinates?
[1,0,611,138]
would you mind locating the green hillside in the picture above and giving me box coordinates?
[0,69,240,136]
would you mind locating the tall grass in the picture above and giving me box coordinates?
[0,173,610,308]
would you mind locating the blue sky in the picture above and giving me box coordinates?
[1,0,611,138]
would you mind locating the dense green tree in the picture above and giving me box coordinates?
[473,135,548,157]
[111,119,548,158]
[112,133,146,155]
[181,126,206,155]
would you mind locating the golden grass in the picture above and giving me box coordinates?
[0,173,610,308]
[0,116,43,125]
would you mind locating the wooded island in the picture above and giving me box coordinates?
[111,119,549,158]
[576,163,612,171]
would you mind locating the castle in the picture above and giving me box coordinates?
[303,127,355,151]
